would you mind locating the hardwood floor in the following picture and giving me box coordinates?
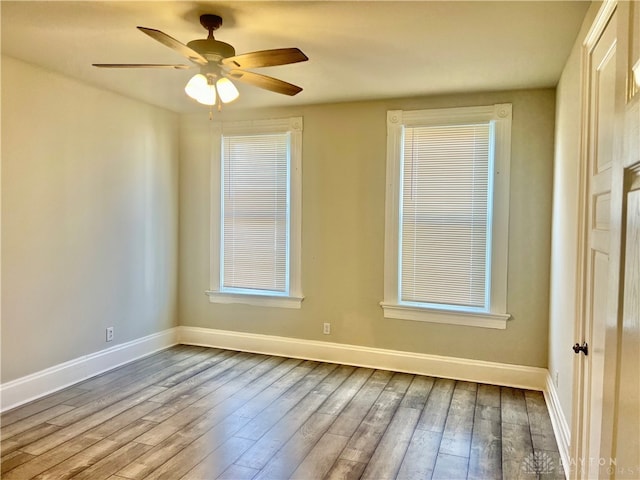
[1,345,563,479]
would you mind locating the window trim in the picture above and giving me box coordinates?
[206,117,303,309]
[382,104,512,329]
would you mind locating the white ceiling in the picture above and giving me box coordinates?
[1,1,590,114]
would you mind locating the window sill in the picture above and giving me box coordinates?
[380,302,510,329]
[205,290,304,309]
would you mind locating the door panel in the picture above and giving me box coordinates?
[594,193,611,230]
[586,250,609,474]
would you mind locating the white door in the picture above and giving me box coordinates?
[574,7,617,480]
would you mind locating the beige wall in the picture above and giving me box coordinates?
[548,1,601,433]
[179,88,555,368]
[0,58,558,384]
[1,56,179,383]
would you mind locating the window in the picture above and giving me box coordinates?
[206,117,303,308]
[381,104,512,328]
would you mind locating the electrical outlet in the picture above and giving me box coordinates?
[106,327,114,342]
[323,323,331,335]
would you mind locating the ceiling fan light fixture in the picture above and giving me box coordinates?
[185,73,217,105]
[216,77,240,103]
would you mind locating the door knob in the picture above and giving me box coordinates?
[572,342,589,356]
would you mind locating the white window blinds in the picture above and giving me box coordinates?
[221,133,289,293]
[400,123,492,309]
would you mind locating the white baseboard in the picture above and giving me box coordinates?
[177,326,548,391]
[0,328,178,412]
[544,372,571,479]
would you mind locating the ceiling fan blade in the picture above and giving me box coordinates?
[229,70,303,96]
[222,48,308,69]
[137,27,208,65]
[93,64,192,69]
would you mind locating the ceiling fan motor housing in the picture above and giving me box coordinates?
[187,39,236,62]
[188,14,235,63]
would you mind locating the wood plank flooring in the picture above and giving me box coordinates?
[1,345,564,479]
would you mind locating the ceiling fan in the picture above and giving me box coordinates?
[93,14,308,108]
